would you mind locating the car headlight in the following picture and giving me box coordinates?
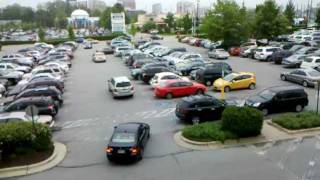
[253,102,261,107]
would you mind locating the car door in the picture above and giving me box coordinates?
[179,81,194,96]
[287,70,300,83]
[295,70,307,84]
[229,75,243,89]
[139,126,148,147]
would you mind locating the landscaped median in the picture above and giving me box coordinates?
[0,122,67,178]
[175,108,320,150]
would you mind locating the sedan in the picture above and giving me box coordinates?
[154,79,207,99]
[208,49,230,59]
[150,72,188,88]
[281,68,320,87]
[93,52,107,63]
[106,122,150,162]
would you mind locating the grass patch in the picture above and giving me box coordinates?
[272,112,320,130]
[182,121,237,143]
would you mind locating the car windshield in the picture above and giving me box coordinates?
[259,89,276,100]
[308,71,320,77]
[116,81,131,87]
[304,58,313,63]
[223,74,237,81]
[112,132,135,143]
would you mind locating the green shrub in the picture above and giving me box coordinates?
[0,122,53,159]
[182,121,236,143]
[222,106,263,138]
[272,112,320,130]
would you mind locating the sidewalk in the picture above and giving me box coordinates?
[0,142,67,179]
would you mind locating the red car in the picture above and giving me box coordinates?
[229,47,241,56]
[154,80,207,99]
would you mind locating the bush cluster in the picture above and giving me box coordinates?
[0,122,53,160]
[272,112,320,130]
[221,106,263,138]
[182,122,236,143]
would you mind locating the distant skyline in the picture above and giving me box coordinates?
[0,0,317,13]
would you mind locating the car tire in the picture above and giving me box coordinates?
[138,148,144,161]
[249,83,256,90]
[262,108,268,116]
[302,81,308,87]
[196,89,204,95]
[266,56,272,62]
[205,81,212,86]
[165,93,173,99]
[281,75,286,81]
[224,86,231,92]
[295,104,303,112]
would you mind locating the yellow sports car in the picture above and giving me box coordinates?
[213,72,256,92]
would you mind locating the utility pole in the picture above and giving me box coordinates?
[196,0,199,37]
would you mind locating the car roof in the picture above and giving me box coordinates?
[155,72,176,77]
[231,72,254,76]
[114,122,144,132]
[181,95,218,104]
[113,76,130,82]
[268,86,304,92]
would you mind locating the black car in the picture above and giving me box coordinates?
[175,95,226,123]
[175,58,205,76]
[99,47,114,54]
[140,66,174,83]
[1,97,59,116]
[156,47,187,57]
[195,62,232,86]
[271,45,304,64]
[245,86,308,116]
[126,53,150,67]
[106,122,150,162]
[134,39,148,48]
[131,62,169,80]
[5,78,64,97]
[15,86,63,106]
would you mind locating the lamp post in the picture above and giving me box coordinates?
[317,81,320,114]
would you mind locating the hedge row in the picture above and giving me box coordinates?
[0,122,53,160]
[272,112,320,130]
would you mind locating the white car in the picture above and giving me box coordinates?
[93,52,107,63]
[18,73,64,85]
[301,56,320,69]
[208,49,230,59]
[171,53,202,65]
[254,46,281,61]
[114,46,133,57]
[23,66,64,80]
[1,53,34,62]
[45,62,69,73]
[108,76,134,98]
[0,112,54,127]
[0,62,30,73]
[149,72,189,88]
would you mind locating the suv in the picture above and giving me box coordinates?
[175,95,226,123]
[245,86,308,115]
[1,97,59,117]
[195,62,232,86]
[140,66,174,84]
[108,76,134,98]
[254,47,281,61]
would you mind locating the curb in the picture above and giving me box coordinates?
[267,120,320,135]
[0,142,67,178]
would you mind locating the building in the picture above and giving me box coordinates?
[77,1,88,9]
[135,14,167,28]
[111,13,126,33]
[67,9,100,29]
[152,3,162,15]
[117,0,136,10]
[88,0,106,11]
[177,1,195,15]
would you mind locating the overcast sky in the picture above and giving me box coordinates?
[0,0,317,12]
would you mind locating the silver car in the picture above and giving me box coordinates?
[108,76,134,98]
[281,68,320,87]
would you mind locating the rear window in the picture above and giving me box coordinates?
[116,81,131,87]
[308,71,320,77]
[112,132,135,143]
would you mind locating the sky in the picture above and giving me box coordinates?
[0,0,316,12]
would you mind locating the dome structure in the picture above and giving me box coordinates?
[71,9,89,19]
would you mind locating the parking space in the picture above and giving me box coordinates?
[5,36,319,180]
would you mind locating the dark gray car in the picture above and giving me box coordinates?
[280,68,320,87]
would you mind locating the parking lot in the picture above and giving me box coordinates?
[2,36,320,180]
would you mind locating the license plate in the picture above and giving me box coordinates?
[117,149,125,154]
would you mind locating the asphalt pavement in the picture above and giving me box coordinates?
[2,36,320,180]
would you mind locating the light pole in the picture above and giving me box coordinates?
[196,0,199,37]
[317,81,320,114]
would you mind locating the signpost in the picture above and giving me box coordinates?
[316,81,320,114]
[25,105,39,132]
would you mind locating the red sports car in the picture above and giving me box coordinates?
[154,80,207,99]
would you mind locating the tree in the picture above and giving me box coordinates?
[200,0,249,47]
[254,0,289,40]
[182,13,192,33]
[100,7,112,29]
[316,8,320,26]
[142,21,156,32]
[284,0,295,26]
[68,26,75,40]
[129,23,137,36]
[38,28,45,42]
[164,13,175,32]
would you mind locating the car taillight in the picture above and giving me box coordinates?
[106,147,113,153]
[48,105,54,110]
[130,147,139,155]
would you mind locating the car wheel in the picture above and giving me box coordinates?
[224,86,231,92]
[281,75,286,81]
[249,83,256,90]
[266,56,272,62]
[302,81,308,87]
[295,104,303,112]
[205,81,212,86]
[196,89,204,95]
[165,93,173,99]
[138,148,144,161]
[262,108,268,116]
